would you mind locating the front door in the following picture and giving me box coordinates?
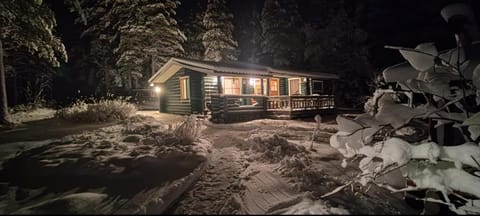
[269,78,279,96]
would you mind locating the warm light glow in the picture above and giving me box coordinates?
[249,78,255,86]
[150,83,154,87]
[154,86,161,93]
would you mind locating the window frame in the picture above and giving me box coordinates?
[288,78,302,96]
[180,76,190,100]
[312,80,324,95]
[269,78,279,96]
[222,77,242,95]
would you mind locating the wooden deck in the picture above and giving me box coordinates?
[209,94,335,122]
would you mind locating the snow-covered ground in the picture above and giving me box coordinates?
[0,112,419,215]
[7,108,56,124]
[166,117,418,215]
[0,114,210,214]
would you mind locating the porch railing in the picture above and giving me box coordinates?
[209,94,267,112]
[266,95,335,111]
[209,94,335,122]
[210,94,335,112]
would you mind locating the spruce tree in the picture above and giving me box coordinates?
[69,0,185,90]
[303,2,371,108]
[260,0,304,68]
[202,0,238,62]
[114,0,186,88]
[236,2,262,63]
[0,0,67,123]
[179,0,206,60]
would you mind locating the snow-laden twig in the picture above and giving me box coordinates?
[472,155,480,168]
[374,182,419,194]
[384,45,464,77]
[320,181,353,199]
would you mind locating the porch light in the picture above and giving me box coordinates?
[150,83,154,87]
[154,86,161,93]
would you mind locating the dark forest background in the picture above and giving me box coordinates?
[3,0,480,109]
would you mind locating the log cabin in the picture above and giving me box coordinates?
[148,58,339,122]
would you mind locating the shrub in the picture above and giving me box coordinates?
[55,97,137,123]
[173,116,203,145]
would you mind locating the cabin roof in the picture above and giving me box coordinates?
[148,57,339,83]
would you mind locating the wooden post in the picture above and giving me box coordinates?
[332,80,336,109]
[306,78,311,95]
[260,78,264,95]
[266,78,270,96]
[288,96,292,112]
[217,76,223,94]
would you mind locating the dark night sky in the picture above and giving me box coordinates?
[49,0,480,70]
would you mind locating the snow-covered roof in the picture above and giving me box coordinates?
[148,58,339,83]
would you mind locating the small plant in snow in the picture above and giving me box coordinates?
[55,97,136,122]
[173,116,203,145]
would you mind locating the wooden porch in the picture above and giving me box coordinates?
[209,94,335,122]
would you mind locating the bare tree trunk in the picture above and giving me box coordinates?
[0,39,10,124]
[12,72,17,106]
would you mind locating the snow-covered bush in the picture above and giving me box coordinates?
[173,116,203,145]
[329,29,480,213]
[55,97,137,122]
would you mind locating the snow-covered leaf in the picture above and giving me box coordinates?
[399,42,438,72]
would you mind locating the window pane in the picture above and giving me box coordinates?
[254,79,262,95]
[180,77,189,99]
[312,81,323,94]
[223,78,241,95]
[269,79,279,96]
[289,79,300,95]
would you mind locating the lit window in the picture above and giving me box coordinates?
[223,77,241,95]
[180,76,190,100]
[269,78,279,96]
[289,78,301,95]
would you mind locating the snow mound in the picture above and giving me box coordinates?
[56,99,137,122]
[13,192,112,214]
[280,197,349,215]
[7,108,55,124]
[276,153,312,178]
[245,133,308,163]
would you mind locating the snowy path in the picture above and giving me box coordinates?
[235,169,304,214]
[165,117,418,215]
[165,119,334,214]
[166,146,248,214]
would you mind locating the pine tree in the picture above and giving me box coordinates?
[236,2,262,63]
[304,5,371,77]
[0,0,67,123]
[303,2,372,108]
[69,0,185,90]
[248,9,262,63]
[179,0,206,60]
[114,0,186,88]
[202,0,238,62]
[67,0,118,92]
[260,0,304,68]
